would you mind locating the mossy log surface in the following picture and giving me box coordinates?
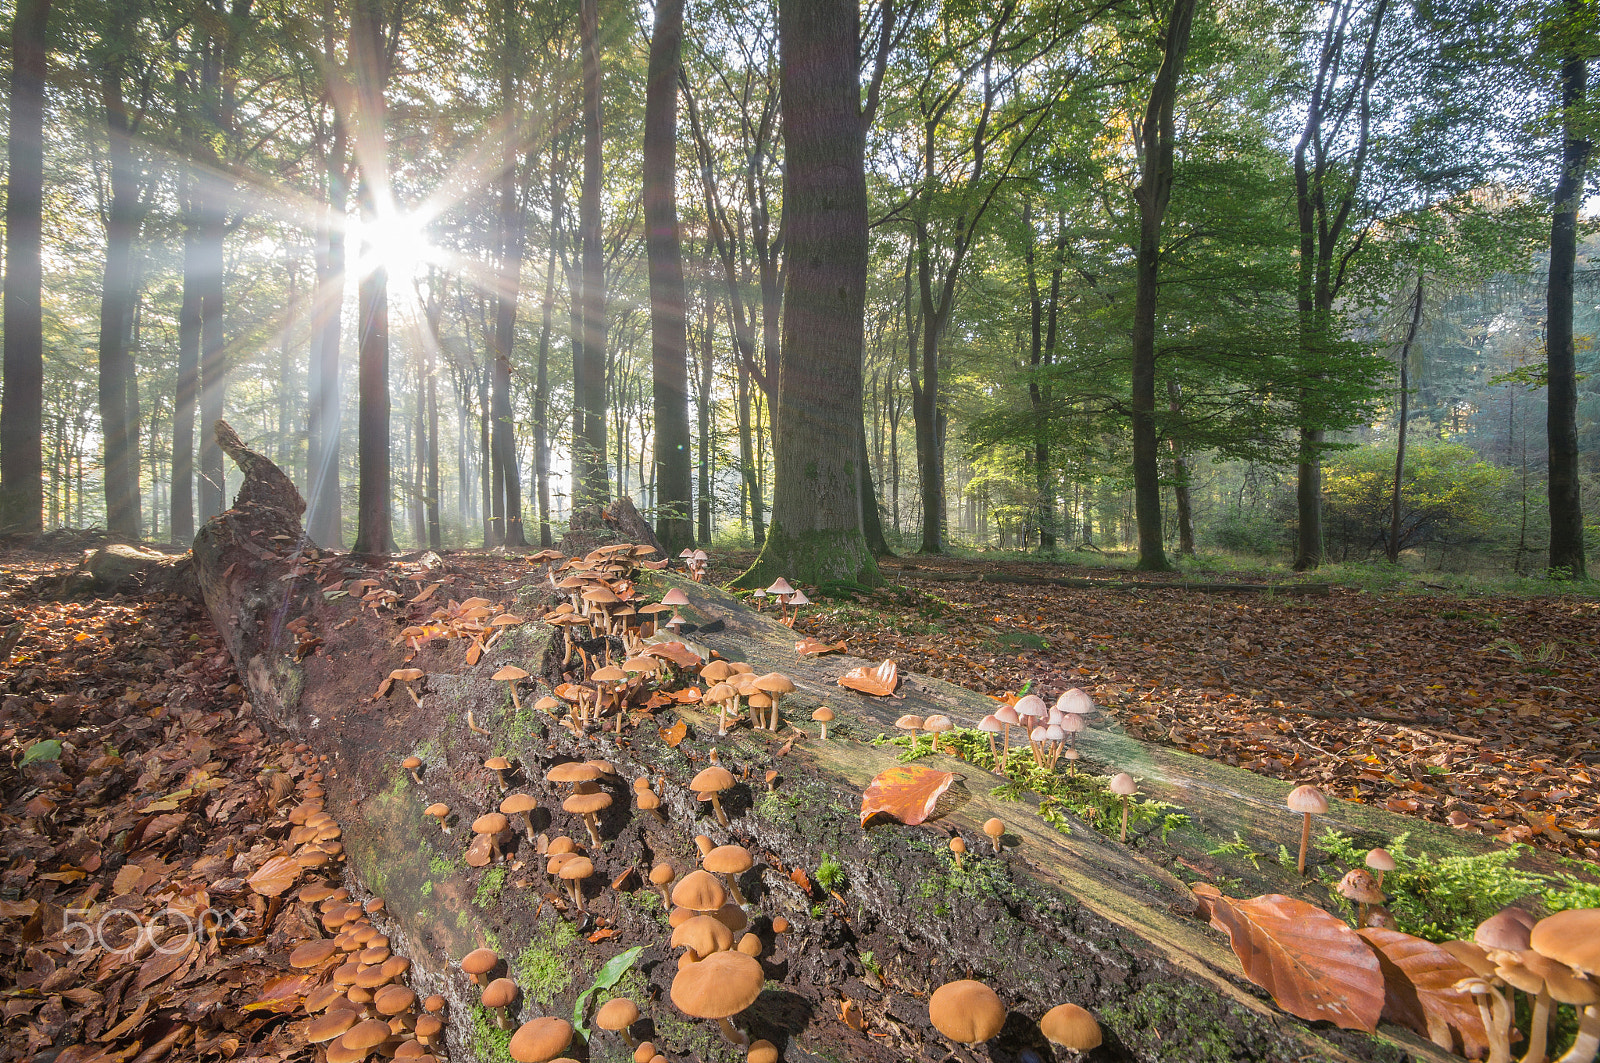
[192,454,1506,1063]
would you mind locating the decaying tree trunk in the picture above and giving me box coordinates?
[194,436,1483,1063]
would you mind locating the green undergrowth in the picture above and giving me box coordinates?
[1316,830,1600,941]
[876,727,1189,841]
[515,920,581,1007]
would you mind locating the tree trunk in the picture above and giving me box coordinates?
[97,64,144,539]
[737,0,881,587]
[534,161,562,550]
[194,437,1479,1063]
[697,295,715,544]
[349,0,393,557]
[1022,196,1055,553]
[0,0,51,534]
[171,167,200,544]
[573,0,610,508]
[1168,380,1195,556]
[490,9,528,550]
[1387,271,1424,564]
[1547,25,1589,580]
[1129,0,1194,573]
[645,0,694,554]
[306,28,349,550]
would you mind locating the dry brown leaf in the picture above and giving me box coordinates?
[410,582,441,603]
[1357,928,1489,1057]
[1202,892,1383,1032]
[245,855,300,898]
[795,639,846,657]
[838,659,898,697]
[859,763,955,828]
[658,720,688,748]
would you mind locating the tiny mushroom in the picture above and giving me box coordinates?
[923,714,953,755]
[558,855,595,913]
[492,665,530,712]
[1365,847,1396,890]
[691,766,736,826]
[485,756,514,790]
[670,949,765,1045]
[812,705,835,740]
[650,862,677,905]
[949,836,966,870]
[1337,868,1385,925]
[596,998,641,1048]
[753,672,795,730]
[471,812,510,862]
[748,1042,778,1063]
[1286,784,1329,875]
[425,803,451,833]
[928,979,1007,1046]
[1109,773,1137,843]
[1039,1002,1102,1054]
[402,756,423,784]
[703,844,754,905]
[462,947,499,987]
[482,978,519,1029]
[563,789,613,848]
[500,793,540,842]
[984,817,1005,854]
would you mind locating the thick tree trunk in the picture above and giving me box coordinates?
[98,69,144,539]
[490,21,528,550]
[0,0,51,533]
[194,437,1477,1063]
[171,169,200,544]
[1547,33,1589,580]
[737,0,880,587]
[645,0,694,554]
[1130,0,1194,573]
[573,0,610,508]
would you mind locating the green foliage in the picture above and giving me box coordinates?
[1316,830,1600,941]
[474,867,507,907]
[19,739,62,767]
[1322,441,1511,558]
[572,946,644,1037]
[515,921,581,1006]
[813,853,846,892]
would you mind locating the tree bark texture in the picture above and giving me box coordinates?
[1130,0,1195,573]
[739,0,881,587]
[0,0,51,533]
[645,0,694,554]
[1546,28,1590,580]
[172,166,200,544]
[490,1,528,550]
[306,90,349,550]
[1387,271,1424,564]
[97,62,144,539]
[192,439,1479,1063]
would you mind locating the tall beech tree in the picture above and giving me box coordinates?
[0,0,51,533]
[645,0,693,552]
[739,0,881,586]
[571,0,609,507]
[1129,0,1197,572]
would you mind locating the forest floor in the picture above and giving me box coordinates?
[1,538,1596,1063]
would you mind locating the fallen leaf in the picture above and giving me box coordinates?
[1357,928,1488,1057]
[796,639,846,657]
[859,763,955,828]
[245,855,300,898]
[839,659,899,697]
[1202,892,1384,1032]
[587,927,619,943]
[410,582,441,603]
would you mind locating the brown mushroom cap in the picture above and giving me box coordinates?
[1286,783,1328,814]
[737,933,762,958]
[596,998,641,1032]
[547,836,577,855]
[1529,908,1600,975]
[1337,868,1385,905]
[691,766,735,793]
[650,863,677,887]
[1039,1002,1101,1050]
[508,1017,575,1063]
[1364,847,1396,872]
[425,803,450,819]
[928,979,1007,1044]
[703,845,754,876]
[747,1040,779,1063]
[342,1018,395,1051]
[1475,907,1535,954]
[672,869,728,912]
[812,706,834,723]
[462,948,499,978]
[308,1011,360,1043]
[472,812,510,836]
[670,950,765,1019]
[1108,773,1137,797]
[983,818,1004,839]
[483,978,519,1009]
[547,762,604,785]
[896,714,925,731]
[402,756,422,770]
[672,915,735,957]
[374,985,416,1016]
[753,672,795,695]
[563,791,614,816]
[501,793,540,816]
[291,940,339,968]
[1438,939,1496,978]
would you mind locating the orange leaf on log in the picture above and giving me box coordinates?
[839,659,898,697]
[1202,892,1383,1032]
[246,854,300,898]
[859,763,955,828]
[658,720,688,747]
[1357,928,1489,1057]
[795,639,846,657]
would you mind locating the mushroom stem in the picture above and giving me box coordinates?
[820,720,830,741]
[494,769,509,790]
[999,723,1010,772]
[1297,811,1311,875]
[655,883,672,906]
[407,767,424,785]
[985,733,996,760]
[1523,989,1551,1063]
[1119,795,1130,843]
[569,879,585,913]
[508,685,522,713]
[1557,1005,1600,1063]
[520,812,536,842]
[722,873,746,906]
[715,1016,749,1046]
[582,813,602,848]
[708,793,730,827]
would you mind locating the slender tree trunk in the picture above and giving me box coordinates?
[737,0,880,586]
[1021,195,1055,553]
[1547,25,1589,579]
[645,0,693,552]
[0,0,51,533]
[349,0,393,556]
[1167,379,1195,555]
[97,64,144,538]
[573,0,610,506]
[534,160,562,549]
[1129,0,1195,572]
[425,307,441,550]
[307,125,348,547]
[1387,270,1424,563]
[490,7,527,549]
[697,291,714,544]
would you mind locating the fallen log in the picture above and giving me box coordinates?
[196,433,1504,1063]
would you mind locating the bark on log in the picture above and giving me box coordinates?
[194,440,1490,1063]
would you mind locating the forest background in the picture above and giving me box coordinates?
[1,0,1597,583]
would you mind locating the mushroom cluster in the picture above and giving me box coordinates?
[927,979,1102,1055]
[677,547,711,582]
